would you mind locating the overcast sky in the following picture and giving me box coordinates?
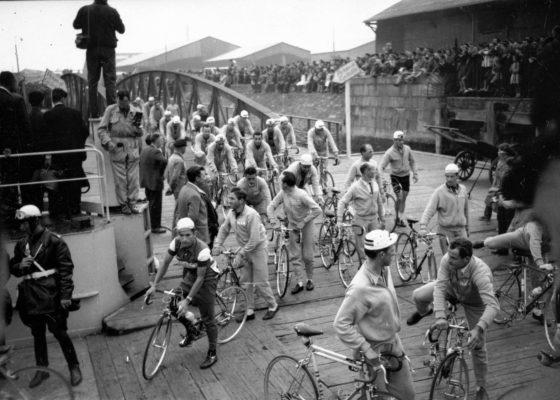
[0,0,399,72]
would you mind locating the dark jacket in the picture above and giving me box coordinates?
[10,227,75,315]
[0,87,31,153]
[139,145,167,191]
[73,0,125,49]
[43,104,89,168]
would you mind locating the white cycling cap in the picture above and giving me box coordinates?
[393,130,405,139]
[240,110,249,118]
[364,230,398,251]
[314,120,325,129]
[445,163,460,174]
[16,204,41,220]
[176,217,195,231]
[300,153,313,166]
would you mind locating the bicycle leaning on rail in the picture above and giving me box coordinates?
[264,323,404,400]
[268,220,300,298]
[141,284,247,380]
[0,345,74,399]
[393,218,442,284]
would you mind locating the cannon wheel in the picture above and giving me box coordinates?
[454,151,476,180]
[489,157,498,184]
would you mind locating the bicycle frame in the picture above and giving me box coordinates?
[404,230,439,282]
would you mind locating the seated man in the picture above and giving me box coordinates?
[193,124,216,167]
[236,166,272,222]
[245,131,278,175]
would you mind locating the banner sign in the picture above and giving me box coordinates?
[42,69,68,91]
[333,61,363,83]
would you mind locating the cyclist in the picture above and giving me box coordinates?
[213,188,279,321]
[344,143,384,196]
[236,166,272,222]
[193,124,216,167]
[267,171,321,294]
[221,118,243,149]
[233,110,254,139]
[263,119,285,161]
[283,153,324,205]
[165,115,186,156]
[379,130,418,227]
[205,116,221,137]
[245,131,278,175]
[419,163,469,255]
[338,162,385,260]
[406,238,499,400]
[278,116,297,147]
[307,119,339,165]
[206,135,238,179]
[333,230,415,400]
[146,217,219,369]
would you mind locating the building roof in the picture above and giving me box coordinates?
[364,0,497,23]
[205,42,309,62]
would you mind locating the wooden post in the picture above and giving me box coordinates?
[345,80,351,157]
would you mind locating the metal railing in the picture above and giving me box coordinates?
[0,145,111,222]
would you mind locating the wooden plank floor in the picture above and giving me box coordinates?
[9,150,560,399]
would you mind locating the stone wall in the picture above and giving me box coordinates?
[349,76,446,153]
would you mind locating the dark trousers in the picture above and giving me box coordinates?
[20,310,79,368]
[86,46,117,117]
[497,206,515,234]
[145,188,162,229]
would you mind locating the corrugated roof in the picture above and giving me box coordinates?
[205,42,308,62]
[364,0,498,23]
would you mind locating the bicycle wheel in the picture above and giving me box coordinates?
[318,221,335,269]
[338,240,362,288]
[394,233,415,282]
[544,289,559,352]
[370,391,404,399]
[321,171,335,194]
[276,245,290,298]
[264,355,318,400]
[220,185,231,219]
[216,269,233,292]
[383,193,398,233]
[142,314,172,380]
[6,366,74,399]
[429,352,470,400]
[215,285,248,344]
[493,267,521,324]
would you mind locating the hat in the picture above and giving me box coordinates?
[227,118,235,124]
[148,96,155,101]
[266,119,275,126]
[393,130,405,139]
[16,205,41,220]
[207,116,215,124]
[164,110,172,117]
[364,230,397,251]
[314,120,325,129]
[215,135,225,143]
[300,153,313,166]
[279,116,289,123]
[174,138,187,148]
[498,143,515,156]
[176,217,195,231]
[171,116,181,124]
[197,104,204,110]
[193,115,201,121]
[445,163,459,174]
[240,110,249,118]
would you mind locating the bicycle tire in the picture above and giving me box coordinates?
[429,352,470,400]
[318,221,335,269]
[493,267,521,324]
[369,390,404,399]
[426,252,438,282]
[5,365,74,400]
[321,170,335,194]
[220,185,231,219]
[394,233,415,282]
[544,288,558,352]
[142,314,173,380]
[383,193,398,233]
[215,286,248,344]
[338,240,362,288]
[217,268,235,292]
[264,355,319,400]
[276,245,290,298]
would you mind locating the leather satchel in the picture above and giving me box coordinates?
[75,33,89,49]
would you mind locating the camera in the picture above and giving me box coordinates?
[133,111,143,125]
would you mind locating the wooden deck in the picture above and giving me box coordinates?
[7,150,560,400]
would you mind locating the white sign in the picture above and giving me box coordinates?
[42,69,68,91]
[333,61,363,84]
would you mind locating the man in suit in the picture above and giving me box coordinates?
[140,133,167,233]
[176,165,209,241]
[43,88,89,218]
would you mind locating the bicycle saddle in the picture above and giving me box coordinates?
[294,323,323,337]
[407,217,419,225]
[331,188,341,194]
[324,210,336,218]
[512,248,532,258]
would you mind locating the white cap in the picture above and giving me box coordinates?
[300,153,313,166]
[314,120,325,129]
[240,110,249,118]
[171,116,181,124]
[364,230,398,251]
[15,205,41,220]
[279,116,289,123]
[393,130,405,139]
[227,118,235,124]
[148,96,155,101]
[445,163,460,174]
[266,119,275,126]
[193,115,201,121]
[215,135,226,143]
[207,116,215,124]
[176,217,195,231]
[197,104,204,110]
[164,110,172,117]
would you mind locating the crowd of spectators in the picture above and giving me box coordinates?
[192,31,559,99]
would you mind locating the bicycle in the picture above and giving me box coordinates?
[393,218,441,284]
[322,187,353,221]
[381,178,400,233]
[315,156,336,195]
[256,166,279,198]
[264,323,404,400]
[317,212,363,287]
[283,145,300,168]
[141,285,247,380]
[269,220,300,298]
[0,345,74,399]
[209,171,237,218]
[492,248,557,350]
[231,145,245,167]
[426,305,472,400]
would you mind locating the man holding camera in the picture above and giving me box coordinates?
[98,89,144,215]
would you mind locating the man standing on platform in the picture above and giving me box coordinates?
[73,0,125,118]
[140,133,167,234]
[98,89,144,215]
[380,131,418,227]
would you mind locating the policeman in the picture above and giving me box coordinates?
[9,205,82,387]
